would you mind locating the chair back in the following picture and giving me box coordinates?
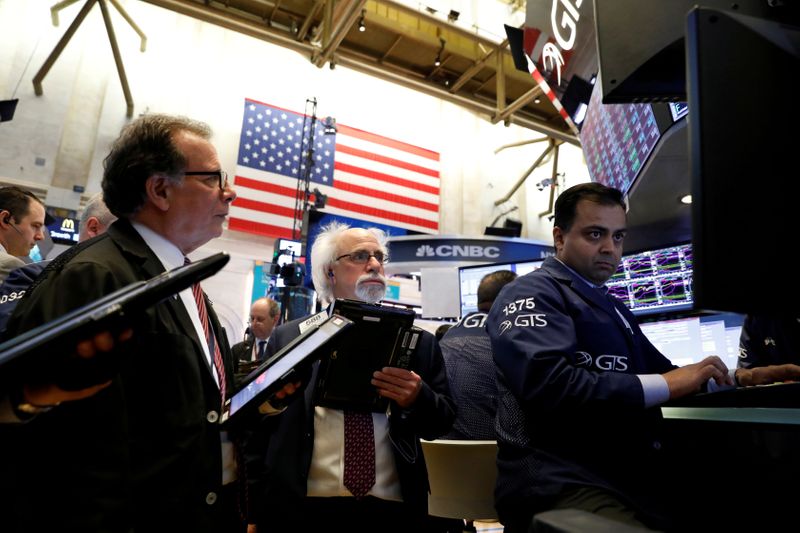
[421,439,498,521]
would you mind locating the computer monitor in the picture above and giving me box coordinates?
[458,259,544,316]
[593,0,796,103]
[688,8,800,314]
[579,76,664,195]
[607,243,693,316]
[639,312,744,369]
[273,238,302,289]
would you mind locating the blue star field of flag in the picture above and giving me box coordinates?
[237,101,336,186]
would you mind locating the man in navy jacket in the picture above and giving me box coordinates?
[487,183,731,531]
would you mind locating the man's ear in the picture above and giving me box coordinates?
[84,216,101,238]
[144,174,172,212]
[552,226,564,252]
[0,209,11,227]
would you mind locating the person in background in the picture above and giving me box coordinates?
[232,297,280,381]
[0,192,117,335]
[487,183,736,531]
[737,314,800,385]
[0,193,118,425]
[434,323,452,341]
[441,269,517,441]
[3,113,246,532]
[244,221,455,533]
[0,186,46,283]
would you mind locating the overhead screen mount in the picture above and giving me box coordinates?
[688,7,800,314]
[593,0,799,103]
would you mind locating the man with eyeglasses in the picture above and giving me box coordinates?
[3,114,253,532]
[232,297,280,382]
[244,221,455,533]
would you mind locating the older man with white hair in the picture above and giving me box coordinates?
[244,221,455,533]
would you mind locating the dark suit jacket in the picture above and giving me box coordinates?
[232,336,256,363]
[244,314,456,526]
[4,219,237,533]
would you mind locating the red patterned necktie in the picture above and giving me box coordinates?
[185,257,226,403]
[343,410,375,498]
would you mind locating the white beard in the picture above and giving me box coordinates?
[355,273,387,303]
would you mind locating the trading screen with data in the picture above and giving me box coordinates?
[579,80,663,194]
[607,243,693,316]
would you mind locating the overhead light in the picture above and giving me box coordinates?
[434,37,445,67]
[357,9,366,32]
[447,10,460,22]
[534,97,541,104]
[680,194,692,204]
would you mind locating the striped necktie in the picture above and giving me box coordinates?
[185,257,226,403]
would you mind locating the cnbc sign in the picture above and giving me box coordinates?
[387,236,553,264]
[414,244,500,259]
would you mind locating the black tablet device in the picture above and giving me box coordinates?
[0,252,230,368]
[220,314,354,427]
[314,299,422,413]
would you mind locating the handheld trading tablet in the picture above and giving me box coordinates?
[314,299,423,413]
[0,252,230,373]
[220,314,354,427]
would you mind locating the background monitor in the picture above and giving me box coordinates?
[47,215,80,245]
[579,77,664,195]
[607,243,693,316]
[688,8,799,314]
[639,312,744,369]
[458,259,544,317]
[272,238,302,289]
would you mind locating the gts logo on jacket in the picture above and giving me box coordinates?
[574,351,629,372]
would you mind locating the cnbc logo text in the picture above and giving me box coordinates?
[415,244,500,259]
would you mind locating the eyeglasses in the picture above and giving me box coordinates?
[335,250,388,264]
[184,170,229,190]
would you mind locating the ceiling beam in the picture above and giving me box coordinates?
[493,85,542,125]
[314,0,367,67]
[140,0,577,142]
[296,0,324,41]
[380,34,403,62]
[334,53,578,145]
[450,38,507,93]
[267,0,282,24]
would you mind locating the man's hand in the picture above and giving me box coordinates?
[23,328,133,407]
[664,355,732,399]
[735,364,800,387]
[372,367,422,409]
[257,381,302,415]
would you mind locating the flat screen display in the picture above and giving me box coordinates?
[458,259,544,317]
[607,243,693,316]
[579,78,662,194]
[273,238,302,288]
[639,312,743,369]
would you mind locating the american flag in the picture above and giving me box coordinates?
[228,99,441,239]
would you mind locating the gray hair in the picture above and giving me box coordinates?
[78,192,116,240]
[310,221,389,305]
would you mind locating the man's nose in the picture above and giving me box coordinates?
[222,181,237,203]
